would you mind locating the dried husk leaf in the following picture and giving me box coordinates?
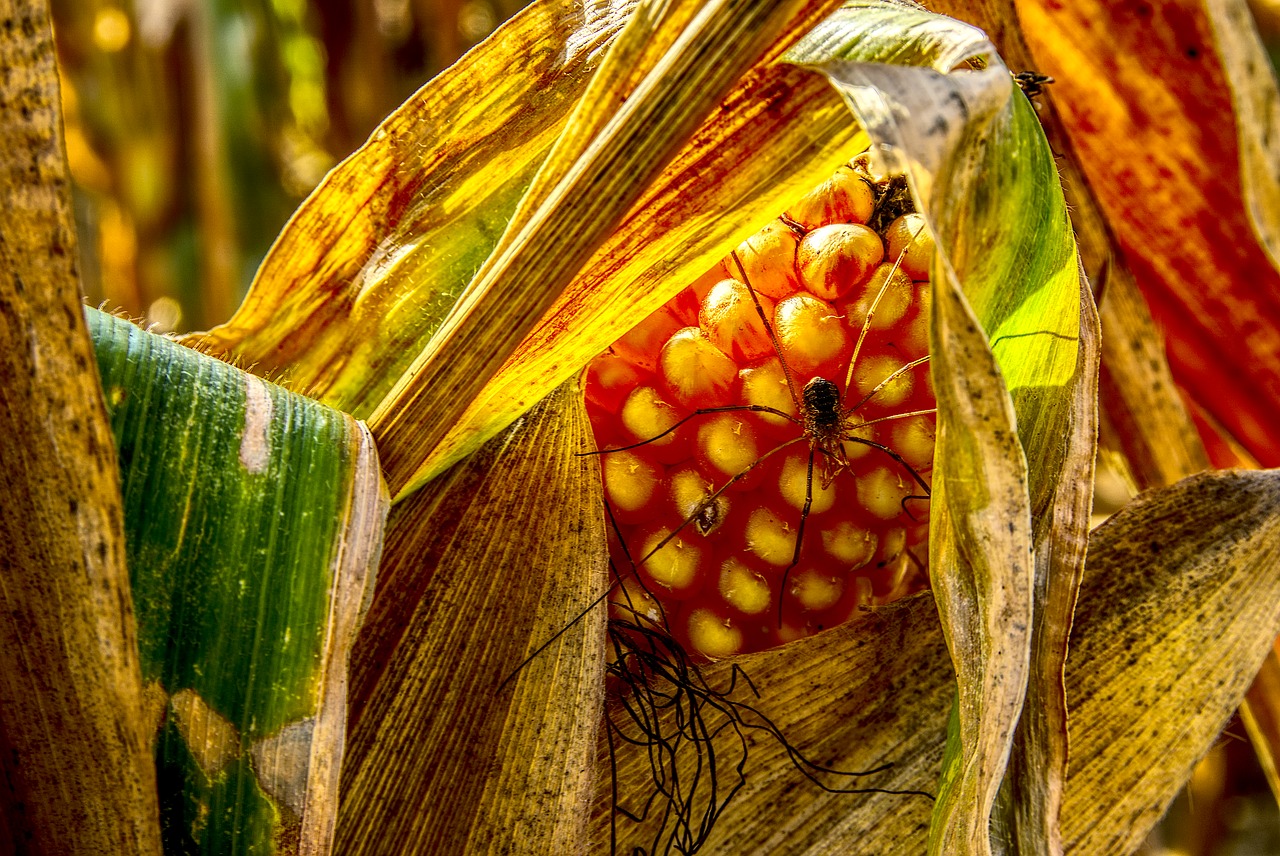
[926,242,1034,856]
[0,2,161,850]
[1097,263,1210,491]
[1063,470,1280,853]
[1242,642,1280,806]
[87,308,387,854]
[1201,0,1280,270]
[1001,271,1096,856]
[185,0,638,385]
[193,1,1086,850]
[602,469,1280,855]
[182,0,855,499]
[1018,0,1280,467]
[599,593,953,854]
[337,381,607,854]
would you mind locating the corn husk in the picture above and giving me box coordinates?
[88,308,387,853]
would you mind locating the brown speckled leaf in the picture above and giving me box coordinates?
[1064,470,1280,853]
[599,469,1280,855]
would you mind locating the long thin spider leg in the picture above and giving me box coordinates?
[853,407,937,430]
[498,504,646,692]
[776,445,817,629]
[727,250,804,415]
[844,435,933,497]
[580,403,799,457]
[844,354,931,416]
[843,224,924,396]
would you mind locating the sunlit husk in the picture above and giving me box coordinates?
[160,0,1280,854]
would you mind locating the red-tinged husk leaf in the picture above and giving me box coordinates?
[1017,0,1280,467]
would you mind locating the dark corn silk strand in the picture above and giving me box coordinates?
[585,156,937,660]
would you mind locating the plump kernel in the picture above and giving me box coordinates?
[848,262,914,331]
[777,452,837,514]
[840,419,876,461]
[660,327,738,408]
[620,387,680,449]
[738,358,797,427]
[718,557,772,615]
[614,305,683,372]
[586,352,643,411]
[586,158,935,660]
[699,278,776,361]
[733,220,801,299]
[820,518,877,569]
[667,466,731,537]
[638,529,703,594]
[853,354,914,408]
[774,294,850,375]
[885,212,935,281]
[602,451,660,517]
[900,284,931,358]
[611,576,663,626]
[796,223,884,301]
[789,568,844,611]
[856,466,911,520]
[890,415,936,472]
[671,264,729,324]
[686,608,744,659]
[877,527,908,569]
[696,413,761,484]
[744,506,795,566]
[786,164,875,230]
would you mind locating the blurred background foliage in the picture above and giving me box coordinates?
[52,0,529,333]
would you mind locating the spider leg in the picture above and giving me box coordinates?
[776,445,816,629]
[580,403,799,456]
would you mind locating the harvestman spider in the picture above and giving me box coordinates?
[500,222,938,686]
[598,237,936,632]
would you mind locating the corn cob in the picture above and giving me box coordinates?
[585,156,936,659]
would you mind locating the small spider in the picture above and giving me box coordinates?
[1013,70,1055,100]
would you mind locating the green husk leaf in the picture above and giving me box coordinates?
[88,307,387,855]
[337,380,606,854]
